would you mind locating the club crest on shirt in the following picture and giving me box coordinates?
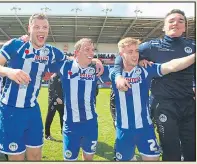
[85,68,95,75]
[135,68,142,75]
[40,48,50,57]
[159,114,167,123]
[116,152,122,160]
[9,142,18,152]
[64,150,72,158]
[184,47,192,54]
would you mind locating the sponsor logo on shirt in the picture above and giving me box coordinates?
[158,48,174,52]
[67,70,95,80]
[125,76,142,84]
[80,73,95,80]
[34,55,49,63]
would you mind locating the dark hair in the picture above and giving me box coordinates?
[29,13,48,24]
[165,9,187,22]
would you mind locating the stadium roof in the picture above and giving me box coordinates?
[0,15,195,48]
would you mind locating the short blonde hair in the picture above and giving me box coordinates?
[118,37,141,52]
[29,13,48,25]
[74,38,94,51]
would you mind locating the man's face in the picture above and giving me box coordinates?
[63,44,68,53]
[76,41,95,65]
[163,13,185,37]
[28,18,49,48]
[121,43,139,67]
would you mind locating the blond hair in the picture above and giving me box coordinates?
[118,37,141,52]
[74,38,94,51]
[29,13,48,25]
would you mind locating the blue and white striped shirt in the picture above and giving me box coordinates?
[53,60,98,123]
[0,39,65,108]
[111,64,162,130]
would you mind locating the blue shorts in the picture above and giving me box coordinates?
[115,125,160,161]
[63,118,98,160]
[0,103,43,155]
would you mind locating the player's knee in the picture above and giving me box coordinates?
[27,152,41,160]
[141,155,159,161]
[82,152,94,161]
[8,154,25,161]
[26,148,42,160]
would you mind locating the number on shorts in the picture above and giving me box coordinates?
[91,141,97,152]
[148,139,158,151]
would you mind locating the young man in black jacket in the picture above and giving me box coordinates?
[45,73,64,141]
[114,9,195,161]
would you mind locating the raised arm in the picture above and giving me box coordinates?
[161,53,195,75]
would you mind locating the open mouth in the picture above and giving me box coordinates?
[37,35,45,42]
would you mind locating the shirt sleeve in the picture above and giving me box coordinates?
[109,70,116,83]
[48,60,66,74]
[0,39,18,61]
[190,40,196,53]
[139,41,152,60]
[99,65,112,83]
[48,47,67,73]
[145,63,163,79]
[51,47,67,63]
[113,55,123,78]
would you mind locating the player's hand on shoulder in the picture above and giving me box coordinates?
[116,76,131,92]
[19,34,29,42]
[93,59,104,76]
[6,68,31,85]
[139,59,153,68]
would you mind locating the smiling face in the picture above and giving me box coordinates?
[121,44,139,67]
[118,37,140,68]
[163,13,186,37]
[74,38,95,66]
[28,14,49,49]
